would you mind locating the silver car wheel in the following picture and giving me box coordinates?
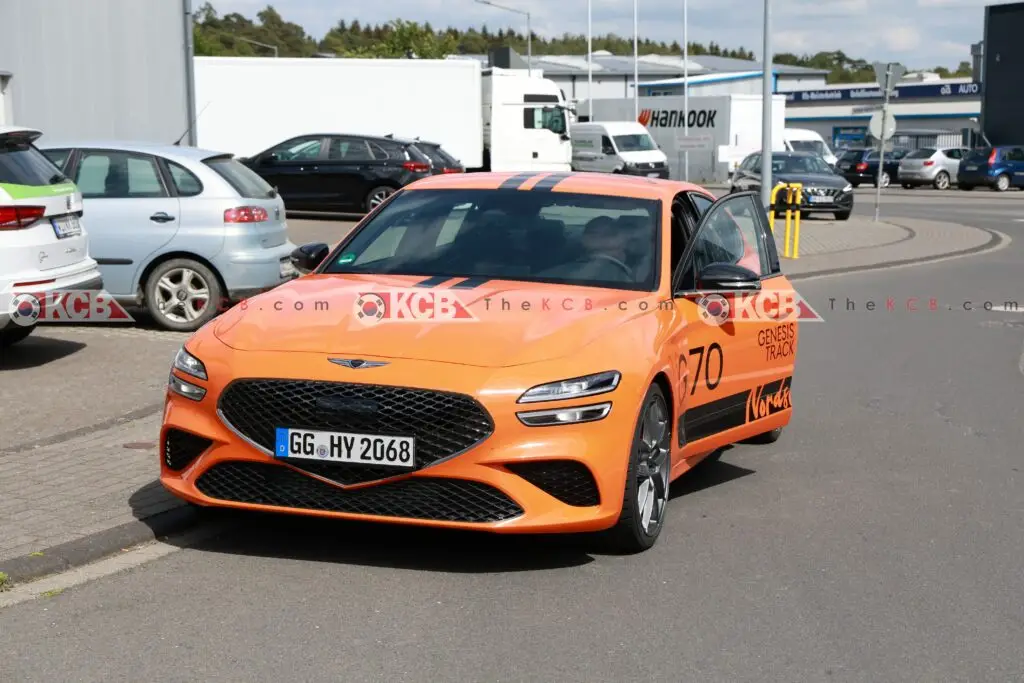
[369,188,393,209]
[636,394,671,535]
[935,172,950,190]
[154,267,210,324]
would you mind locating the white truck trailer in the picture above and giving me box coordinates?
[192,57,571,173]
[586,93,787,182]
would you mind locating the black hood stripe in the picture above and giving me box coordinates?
[530,172,574,191]
[414,275,453,287]
[498,173,538,190]
[451,277,491,289]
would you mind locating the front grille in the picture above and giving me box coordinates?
[505,460,601,507]
[218,379,494,485]
[163,429,212,471]
[195,461,523,523]
[802,187,840,198]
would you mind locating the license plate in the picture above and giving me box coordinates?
[51,215,81,239]
[279,259,298,278]
[807,195,830,204]
[965,165,978,171]
[839,163,851,169]
[275,427,415,468]
[647,172,660,178]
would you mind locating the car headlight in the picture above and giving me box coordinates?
[842,184,853,193]
[517,370,620,404]
[169,347,208,401]
[173,346,207,380]
[517,402,612,427]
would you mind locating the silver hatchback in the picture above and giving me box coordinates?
[37,141,298,331]
[897,147,969,190]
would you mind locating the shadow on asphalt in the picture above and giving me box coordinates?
[0,332,86,369]
[139,452,755,573]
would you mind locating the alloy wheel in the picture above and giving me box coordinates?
[369,188,393,209]
[935,172,950,190]
[635,394,671,535]
[155,267,210,325]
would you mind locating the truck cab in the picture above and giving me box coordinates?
[481,68,572,172]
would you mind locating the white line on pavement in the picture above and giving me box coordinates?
[0,521,230,609]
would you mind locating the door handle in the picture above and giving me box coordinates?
[150,212,175,223]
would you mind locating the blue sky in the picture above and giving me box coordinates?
[212,0,1003,69]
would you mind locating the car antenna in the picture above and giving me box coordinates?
[173,101,211,146]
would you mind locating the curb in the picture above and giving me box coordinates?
[786,224,1006,281]
[0,504,201,588]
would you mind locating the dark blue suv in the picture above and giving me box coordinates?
[958,146,1024,192]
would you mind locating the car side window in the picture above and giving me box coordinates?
[601,136,614,154]
[269,137,323,161]
[166,160,203,197]
[1009,147,1024,161]
[677,194,770,292]
[42,148,71,171]
[944,148,961,160]
[328,137,373,162]
[74,151,167,199]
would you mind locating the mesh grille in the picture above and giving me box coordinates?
[163,429,212,471]
[218,379,493,485]
[195,461,523,523]
[505,460,601,507]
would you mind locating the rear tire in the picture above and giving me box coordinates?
[933,171,950,190]
[743,426,783,445]
[144,258,223,333]
[835,211,851,221]
[365,186,395,212]
[876,172,890,188]
[0,323,35,348]
[603,384,672,554]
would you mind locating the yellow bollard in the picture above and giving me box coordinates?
[768,184,787,233]
[782,185,793,258]
[790,183,803,259]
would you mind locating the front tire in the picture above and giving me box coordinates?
[743,426,783,444]
[995,173,1011,192]
[876,172,890,188]
[604,384,672,554]
[835,210,851,221]
[0,323,35,348]
[144,258,223,332]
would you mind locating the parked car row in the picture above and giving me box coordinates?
[237,133,464,213]
[835,143,1024,192]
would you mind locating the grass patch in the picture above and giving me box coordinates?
[0,572,9,591]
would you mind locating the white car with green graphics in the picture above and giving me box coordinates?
[0,126,102,347]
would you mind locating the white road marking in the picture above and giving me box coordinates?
[0,521,229,609]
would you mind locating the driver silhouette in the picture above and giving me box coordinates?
[578,216,634,281]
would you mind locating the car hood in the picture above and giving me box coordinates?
[776,172,849,188]
[212,274,662,368]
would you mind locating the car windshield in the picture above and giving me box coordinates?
[966,148,993,162]
[0,137,67,186]
[789,140,827,156]
[839,149,864,162]
[613,134,658,152]
[771,154,833,175]
[322,189,660,291]
[907,148,936,159]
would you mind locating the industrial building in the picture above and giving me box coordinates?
[0,0,195,144]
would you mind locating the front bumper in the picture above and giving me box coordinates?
[159,353,640,534]
[621,165,669,179]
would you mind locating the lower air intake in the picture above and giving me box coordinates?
[195,461,523,523]
[163,429,212,471]
[505,460,600,507]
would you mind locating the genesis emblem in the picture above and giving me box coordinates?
[329,358,388,369]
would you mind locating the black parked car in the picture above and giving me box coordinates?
[730,151,854,220]
[241,134,459,213]
[386,135,465,175]
[836,147,910,188]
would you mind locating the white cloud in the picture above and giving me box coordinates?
[211,0,987,68]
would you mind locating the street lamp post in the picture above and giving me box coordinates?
[475,0,532,76]
[587,0,593,121]
[633,0,639,118]
[235,36,278,58]
[682,0,689,181]
[759,0,773,211]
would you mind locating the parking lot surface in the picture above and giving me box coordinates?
[1,195,1022,682]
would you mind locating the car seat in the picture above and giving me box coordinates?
[104,162,130,197]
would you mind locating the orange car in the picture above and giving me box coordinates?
[160,171,800,553]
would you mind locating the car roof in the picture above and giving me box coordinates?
[404,171,711,202]
[34,139,231,162]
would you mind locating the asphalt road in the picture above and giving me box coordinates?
[2,195,1023,682]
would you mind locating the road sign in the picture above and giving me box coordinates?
[872,61,906,94]
[676,132,713,151]
[868,110,897,141]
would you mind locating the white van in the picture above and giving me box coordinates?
[570,121,669,178]
[784,128,837,166]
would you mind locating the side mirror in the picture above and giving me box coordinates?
[602,147,615,156]
[258,152,278,165]
[695,263,761,291]
[290,242,330,273]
